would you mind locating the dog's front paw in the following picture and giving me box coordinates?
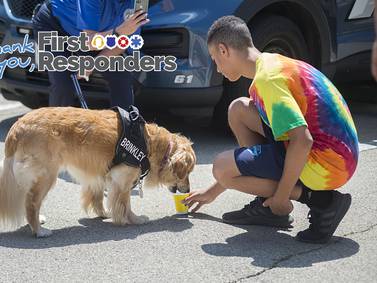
[99,213,110,219]
[95,210,110,219]
[36,227,53,238]
[128,214,149,225]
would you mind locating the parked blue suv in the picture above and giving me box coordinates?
[0,0,375,124]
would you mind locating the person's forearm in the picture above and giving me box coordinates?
[275,138,312,200]
[85,27,135,43]
[209,182,227,198]
[85,29,113,44]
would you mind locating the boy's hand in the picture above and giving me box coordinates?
[263,196,293,216]
[182,188,217,213]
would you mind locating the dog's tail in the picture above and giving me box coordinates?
[0,157,27,231]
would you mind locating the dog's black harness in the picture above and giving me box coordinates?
[111,106,150,179]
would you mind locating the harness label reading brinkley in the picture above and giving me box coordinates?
[120,137,146,162]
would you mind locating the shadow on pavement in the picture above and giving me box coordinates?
[185,212,223,223]
[0,215,193,249]
[201,227,359,268]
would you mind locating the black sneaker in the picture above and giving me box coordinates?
[296,191,351,244]
[222,197,294,228]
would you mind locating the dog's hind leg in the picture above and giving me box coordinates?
[25,173,57,238]
[81,181,108,218]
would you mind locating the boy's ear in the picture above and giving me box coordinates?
[218,43,229,56]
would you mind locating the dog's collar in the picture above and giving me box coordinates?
[159,140,173,176]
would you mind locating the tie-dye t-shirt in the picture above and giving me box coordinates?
[249,53,358,190]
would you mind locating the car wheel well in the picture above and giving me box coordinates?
[248,3,322,68]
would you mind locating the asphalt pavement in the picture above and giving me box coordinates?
[0,95,376,282]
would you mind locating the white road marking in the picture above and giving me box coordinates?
[0,103,23,111]
[359,143,377,152]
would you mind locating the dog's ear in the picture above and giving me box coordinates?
[172,151,188,180]
[144,124,160,152]
[171,146,196,179]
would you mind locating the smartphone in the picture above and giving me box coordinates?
[134,0,149,13]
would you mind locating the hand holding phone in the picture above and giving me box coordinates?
[116,9,149,35]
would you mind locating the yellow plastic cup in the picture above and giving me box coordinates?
[173,193,190,214]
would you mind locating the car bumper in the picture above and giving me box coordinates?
[0,75,222,108]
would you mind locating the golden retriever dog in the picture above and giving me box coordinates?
[0,107,196,237]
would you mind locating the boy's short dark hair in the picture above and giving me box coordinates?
[207,16,253,50]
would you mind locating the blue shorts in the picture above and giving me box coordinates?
[234,121,287,181]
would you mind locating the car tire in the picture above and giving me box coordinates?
[212,15,309,131]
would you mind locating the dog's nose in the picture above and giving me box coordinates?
[177,186,190,194]
[169,186,178,193]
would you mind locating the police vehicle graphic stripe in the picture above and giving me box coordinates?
[348,0,374,20]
